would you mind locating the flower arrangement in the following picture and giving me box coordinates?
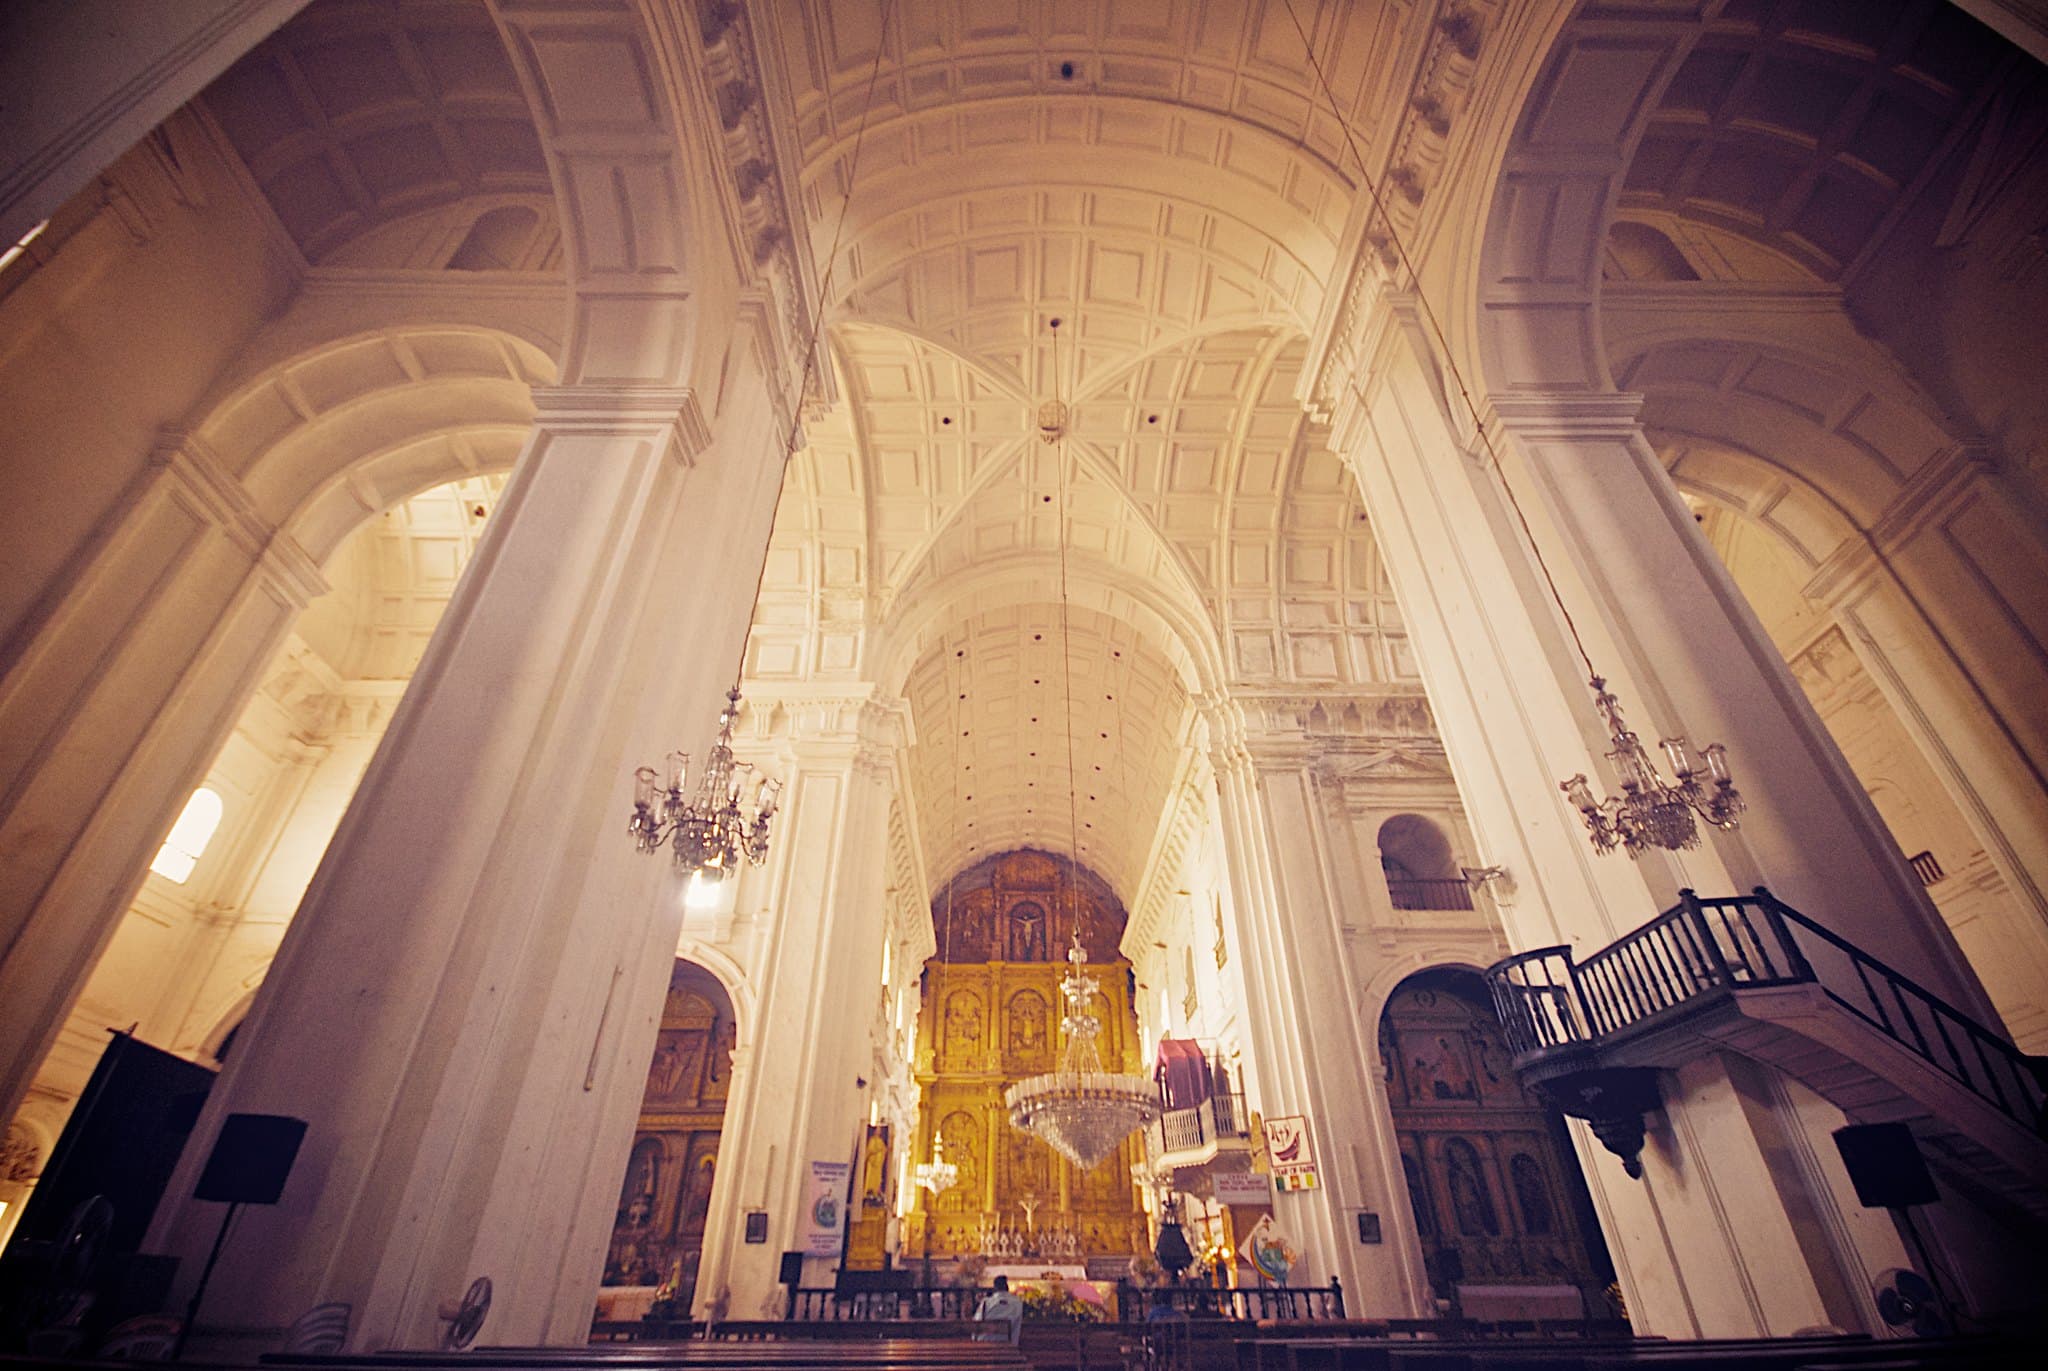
[1018,1278,1108,1323]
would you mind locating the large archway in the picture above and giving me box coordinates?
[1378,968,1614,1322]
[594,960,737,1323]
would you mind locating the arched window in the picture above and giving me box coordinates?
[1378,814,1470,910]
[1511,1154,1555,1235]
[150,787,223,884]
[1443,1137,1499,1237]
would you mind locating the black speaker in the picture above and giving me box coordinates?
[194,1114,307,1205]
[778,1251,805,1286]
[1834,1122,1938,1209]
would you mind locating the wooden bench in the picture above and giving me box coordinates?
[264,1340,1027,1371]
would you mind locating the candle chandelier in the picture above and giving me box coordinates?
[629,686,782,879]
[623,5,892,883]
[1560,677,1743,856]
[1272,0,1744,860]
[1005,934,1161,1171]
[911,1138,958,1198]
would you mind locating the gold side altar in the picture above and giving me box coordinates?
[910,849,1147,1260]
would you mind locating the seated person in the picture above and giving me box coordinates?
[973,1275,1024,1344]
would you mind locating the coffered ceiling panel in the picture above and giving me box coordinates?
[1620,0,2020,280]
[196,0,550,263]
[903,602,1192,900]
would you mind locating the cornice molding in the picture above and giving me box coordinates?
[529,383,712,465]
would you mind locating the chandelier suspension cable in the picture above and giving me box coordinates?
[1000,318,1161,1172]
[626,3,895,878]
[1275,0,1741,857]
[1049,318,1087,942]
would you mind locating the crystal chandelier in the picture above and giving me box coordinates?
[911,1138,958,1199]
[629,686,782,879]
[1559,676,1744,857]
[1005,934,1161,1171]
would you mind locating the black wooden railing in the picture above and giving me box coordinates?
[1388,877,1475,911]
[1486,887,2046,1134]
[785,1279,1344,1323]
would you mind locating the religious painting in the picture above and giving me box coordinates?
[600,960,736,1312]
[1379,968,1616,1313]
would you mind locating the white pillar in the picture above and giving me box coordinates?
[695,695,909,1318]
[143,374,787,1354]
[1324,300,1905,1335]
[1202,711,1383,1304]
[1489,389,1993,1019]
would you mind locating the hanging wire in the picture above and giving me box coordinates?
[727,0,895,688]
[1275,0,1597,683]
[1046,317,1091,957]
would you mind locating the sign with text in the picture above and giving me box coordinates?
[1262,1115,1319,1189]
[1212,1171,1273,1205]
[800,1160,851,1256]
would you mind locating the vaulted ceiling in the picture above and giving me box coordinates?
[742,1,1430,901]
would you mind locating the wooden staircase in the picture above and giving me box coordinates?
[1484,889,2048,1224]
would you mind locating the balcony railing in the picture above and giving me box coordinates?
[1485,887,2046,1135]
[1147,1092,1249,1160]
[1387,877,1474,911]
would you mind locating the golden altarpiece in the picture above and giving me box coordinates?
[911,850,1147,1261]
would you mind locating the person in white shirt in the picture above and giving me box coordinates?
[972,1275,1024,1344]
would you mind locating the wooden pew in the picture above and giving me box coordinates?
[263,1340,1027,1370]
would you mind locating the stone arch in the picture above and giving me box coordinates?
[0,323,547,1123]
[875,555,1224,702]
[1376,965,1615,1312]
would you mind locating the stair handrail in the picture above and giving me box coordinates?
[1753,887,2045,1133]
[1487,888,2045,1135]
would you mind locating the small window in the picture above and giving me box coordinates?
[150,788,223,884]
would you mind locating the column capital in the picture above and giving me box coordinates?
[529,384,713,466]
[1483,390,1647,441]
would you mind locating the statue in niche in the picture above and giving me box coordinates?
[944,992,982,1063]
[616,1137,660,1230]
[1444,1137,1498,1237]
[1008,990,1047,1060]
[1510,1153,1554,1235]
[705,1018,735,1095]
[1008,901,1048,961]
[937,1112,979,1212]
[860,1127,889,1209]
[682,1150,716,1230]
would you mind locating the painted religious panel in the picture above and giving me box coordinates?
[600,961,736,1314]
[1378,970,1616,1313]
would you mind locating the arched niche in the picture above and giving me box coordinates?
[1378,967,1615,1319]
[1378,815,1472,913]
[596,960,737,1322]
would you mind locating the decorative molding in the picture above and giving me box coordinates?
[529,383,712,465]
